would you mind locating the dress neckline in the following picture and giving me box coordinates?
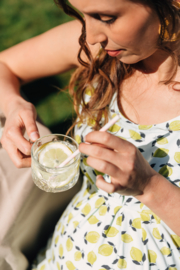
[112,93,180,131]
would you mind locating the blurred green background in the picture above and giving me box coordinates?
[0,0,76,134]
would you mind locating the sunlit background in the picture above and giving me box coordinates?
[0,0,76,134]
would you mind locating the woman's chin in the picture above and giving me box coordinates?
[116,54,142,65]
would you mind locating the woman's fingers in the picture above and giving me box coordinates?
[1,100,39,168]
[80,142,119,164]
[4,125,32,155]
[84,131,134,153]
[96,175,143,196]
[20,103,40,142]
[79,141,135,171]
[3,139,31,168]
[86,156,124,180]
[96,175,120,193]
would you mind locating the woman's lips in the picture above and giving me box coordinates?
[106,49,123,57]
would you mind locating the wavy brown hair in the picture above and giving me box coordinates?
[55,0,180,133]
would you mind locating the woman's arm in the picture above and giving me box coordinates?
[0,20,99,167]
[0,20,83,83]
[136,173,180,237]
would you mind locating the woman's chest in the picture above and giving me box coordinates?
[120,75,180,126]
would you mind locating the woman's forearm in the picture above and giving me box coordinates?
[0,62,24,116]
[136,173,180,236]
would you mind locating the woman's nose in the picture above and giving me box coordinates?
[85,18,107,45]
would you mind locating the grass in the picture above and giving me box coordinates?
[0,0,76,132]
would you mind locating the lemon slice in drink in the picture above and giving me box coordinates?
[38,142,73,168]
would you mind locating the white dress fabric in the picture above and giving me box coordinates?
[34,92,180,270]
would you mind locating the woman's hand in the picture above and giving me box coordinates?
[79,131,157,197]
[1,98,40,168]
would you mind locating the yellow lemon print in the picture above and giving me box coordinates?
[116,216,123,226]
[94,169,104,176]
[156,137,168,145]
[88,192,96,199]
[140,203,144,209]
[81,203,91,216]
[159,165,173,177]
[61,225,65,235]
[66,238,73,251]
[152,228,162,240]
[88,118,96,127]
[140,212,151,222]
[66,261,76,270]
[114,206,122,215]
[160,247,171,256]
[112,113,118,118]
[67,213,73,224]
[105,226,119,237]
[39,265,46,270]
[174,152,180,164]
[88,215,99,225]
[72,196,79,206]
[142,209,153,214]
[56,262,61,270]
[98,244,114,256]
[121,233,133,243]
[86,231,100,243]
[76,201,82,208]
[152,213,161,224]
[59,244,63,258]
[148,250,157,263]
[130,247,143,262]
[73,221,79,229]
[129,130,142,141]
[132,218,141,229]
[168,268,177,270]
[83,158,89,167]
[83,188,89,197]
[171,234,180,248]
[75,135,81,144]
[87,251,97,265]
[169,120,180,131]
[85,87,94,96]
[54,235,59,245]
[138,125,152,130]
[142,228,147,242]
[117,258,127,269]
[77,121,82,128]
[85,172,94,185]
[95,197,105,208]
[57,222,61,231]
[153,148,169,158]
[108,124,121,133]
[52,250,55,261]
[74,251,82,261]
[99,205,107,216]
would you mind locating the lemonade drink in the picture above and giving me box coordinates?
[31,134,80,192]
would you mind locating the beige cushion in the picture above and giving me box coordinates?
[0,118,81,270]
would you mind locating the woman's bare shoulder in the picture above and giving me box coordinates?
[0,20,100,83]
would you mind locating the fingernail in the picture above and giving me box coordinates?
[30,131,39,141]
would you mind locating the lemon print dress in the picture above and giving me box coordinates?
[33,92,180,270]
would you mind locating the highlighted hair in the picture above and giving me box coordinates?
[55,0,180,132]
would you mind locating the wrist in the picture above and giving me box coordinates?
[135,172,172,208]
[3,95,26,117]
